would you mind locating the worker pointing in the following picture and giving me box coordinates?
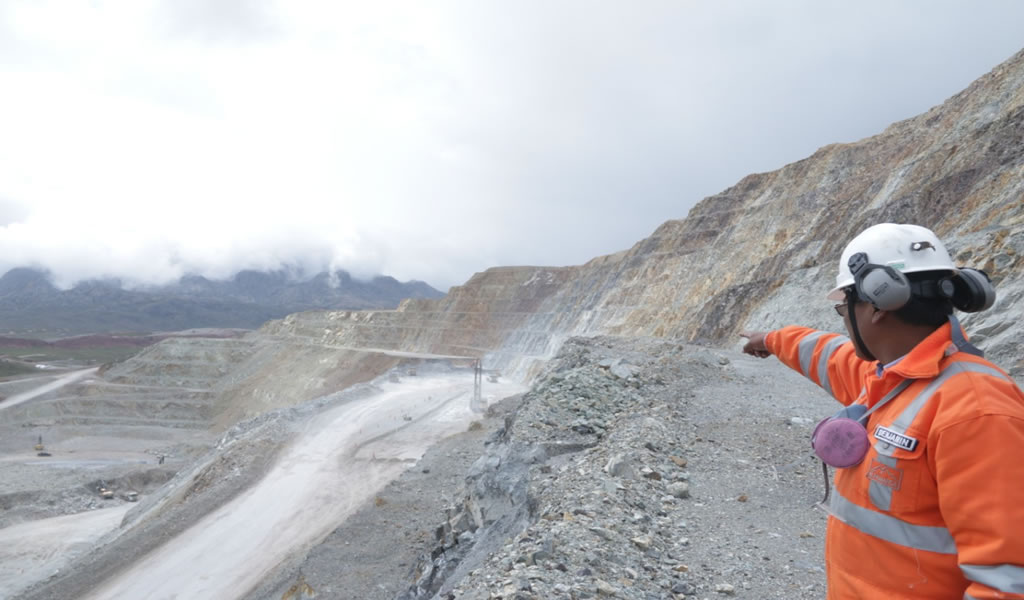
[742,223,1024,599]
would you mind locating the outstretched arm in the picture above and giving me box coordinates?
[740,327,868,406]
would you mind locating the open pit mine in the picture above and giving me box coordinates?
[2,49,1023,600]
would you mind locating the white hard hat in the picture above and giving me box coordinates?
[827,223,955,300]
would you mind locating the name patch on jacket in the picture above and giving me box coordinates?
[874,426,918,451]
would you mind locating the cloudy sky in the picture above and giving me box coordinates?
[1,1,1022,291]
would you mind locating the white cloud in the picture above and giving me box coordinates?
[0,196,30,226]
[154,0,282,44]
[0,0,1022,290]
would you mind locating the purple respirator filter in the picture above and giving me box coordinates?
[811,404,871,468]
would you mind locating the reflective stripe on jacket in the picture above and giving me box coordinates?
[766,322,1024,599]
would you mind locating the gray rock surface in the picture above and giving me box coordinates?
[387,336,831,600]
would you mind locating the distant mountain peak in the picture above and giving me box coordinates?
[0,267,57,296]
[0,266,445,336]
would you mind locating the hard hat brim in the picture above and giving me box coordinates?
[826,286,847,301]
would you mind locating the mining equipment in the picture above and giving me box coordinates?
[34,435,51,457]
[97,481,114,500]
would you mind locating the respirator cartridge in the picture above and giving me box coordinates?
[810,380,913,504]
[811,404,872,468]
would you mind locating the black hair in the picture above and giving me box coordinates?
[891,272,953,328]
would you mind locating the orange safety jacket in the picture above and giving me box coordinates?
[766,320,1024,599]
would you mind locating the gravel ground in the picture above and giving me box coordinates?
[394,336,833,600]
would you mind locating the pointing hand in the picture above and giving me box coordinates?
[739,331,771,358]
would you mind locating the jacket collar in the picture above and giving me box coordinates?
[878,321,956,380]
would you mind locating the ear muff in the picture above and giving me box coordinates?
[951,268,996,313]
[910,278,956,300]
[848,252,912,311]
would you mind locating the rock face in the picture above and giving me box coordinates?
[252,48,1024,390]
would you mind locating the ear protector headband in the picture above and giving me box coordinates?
[847,252,996,313]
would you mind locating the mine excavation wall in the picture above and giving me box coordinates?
[95,49,1024,428]
[0,395,215,429]
[254,48,1024,392]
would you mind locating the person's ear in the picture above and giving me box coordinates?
[869,308,887,325]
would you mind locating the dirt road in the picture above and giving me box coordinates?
[81,374,525,600]
[0,368,98,412]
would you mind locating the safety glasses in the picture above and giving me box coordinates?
[834,287,855,317]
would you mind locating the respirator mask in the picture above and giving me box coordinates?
[811,406,871,509]
[810,379,913,468]
[809,380,913,508]
[811,404,872,468]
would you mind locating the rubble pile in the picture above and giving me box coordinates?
[400,336,832,600]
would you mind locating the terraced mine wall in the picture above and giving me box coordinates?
[232,48,1024,422]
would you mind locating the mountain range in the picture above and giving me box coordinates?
[0,268,445,337]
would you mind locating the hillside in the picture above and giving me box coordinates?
[0,268,445,337]
[195,47,1024,424]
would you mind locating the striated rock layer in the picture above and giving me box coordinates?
[234,46,1024,418]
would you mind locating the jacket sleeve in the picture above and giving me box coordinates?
[764,326,869,406]
[933,410,1024,599]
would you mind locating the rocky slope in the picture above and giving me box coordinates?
[233,47,1024,411]
[393,336,830,600]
